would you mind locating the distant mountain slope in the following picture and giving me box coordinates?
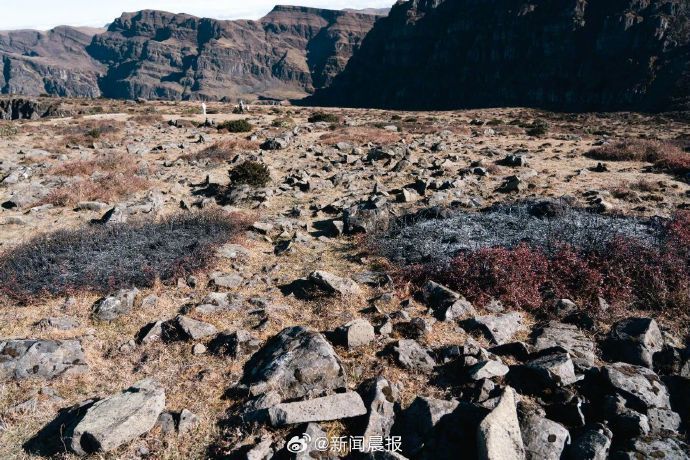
[0,5,383,101]
[309,0,690,112]
[0,26,104,97]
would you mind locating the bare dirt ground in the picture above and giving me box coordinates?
[0,99,688,459]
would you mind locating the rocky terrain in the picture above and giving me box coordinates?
[0,6,383,101]
[310,0,690,112]
[0,99,689,459]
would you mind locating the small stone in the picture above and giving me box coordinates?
[178,409,199,435]
[337,318,375,348]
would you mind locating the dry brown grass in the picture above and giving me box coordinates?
[57,119,126,146]
[40,175,151,207]
[318,126,402,146]
[586,138,681,162]
[187,139,260,164]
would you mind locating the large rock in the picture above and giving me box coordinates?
[343,200,390,234]
[520,414,570,460]
[336,318,375,348]
[308,271,363,297]
[603,362,671,410]
[465,312,527,345]
[393,396,459,455]
[566,424,612,460]
[617,437,690,460]
[477,387,525,460]
[161,315,218,341]
[240,326,347,399]
[91,288,138,321]
[420,281,476,321]
[0,339,87,380]
[68,379,165,455]
[604,317,664,368]
[533,322,597,370]
[361,377,399,448]
[267,391,366,426]
[391,339,436,372]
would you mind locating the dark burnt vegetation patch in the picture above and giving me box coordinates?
[0,211,247,303]
[372,201,690,318]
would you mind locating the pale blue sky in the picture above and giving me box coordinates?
[2,0,394,30]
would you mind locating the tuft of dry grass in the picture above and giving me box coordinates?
[318,127,402,146]
[40,174,151,208]
[188,140,259,164]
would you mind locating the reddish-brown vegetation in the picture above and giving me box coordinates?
[402,211,690,317]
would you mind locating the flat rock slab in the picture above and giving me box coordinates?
[268,391,366,426]
[241,326,347,399]
[69,378,165,455]
[0,339,87,380]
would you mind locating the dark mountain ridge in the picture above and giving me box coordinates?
[0,5,384,101]
[308,0,690,112]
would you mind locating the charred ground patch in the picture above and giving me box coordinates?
[0,211,247,302]
[372,201,690,318]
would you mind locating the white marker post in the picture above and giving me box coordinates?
[201,102,207,116]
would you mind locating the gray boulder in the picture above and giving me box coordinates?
[603,363,671,410]
[566,424,612,460]
[0,339,87,380]
[162,315,217,341]
[241,326,347,399]
[361,377,399,448]
[604,317,663,368]
[420,281,476,321]
[337,318,375,348]
[91,288,139,321]
[308,271,363,297]
[69,379,165,455]
[394,396,459,455]
[469,360,510,381]
[617,437,689,459]
[465,312,527,345]
[533,322,597,370]
[477,386,525,460]
[520,414,570,460]
[267,391,366,426]
[343,201,390,234]
[391,339,436,372]
[524,350,581,386]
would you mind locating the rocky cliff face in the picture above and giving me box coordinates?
[310,0,690,112]
[0,27,104,97]
[0,6,382,101]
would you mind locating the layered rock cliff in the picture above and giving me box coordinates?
[309,0,690,112]
[0,26,104,97]
[0,6,383,101]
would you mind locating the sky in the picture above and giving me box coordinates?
[1,0,394,30]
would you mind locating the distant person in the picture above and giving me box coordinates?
[201,102,207,116]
